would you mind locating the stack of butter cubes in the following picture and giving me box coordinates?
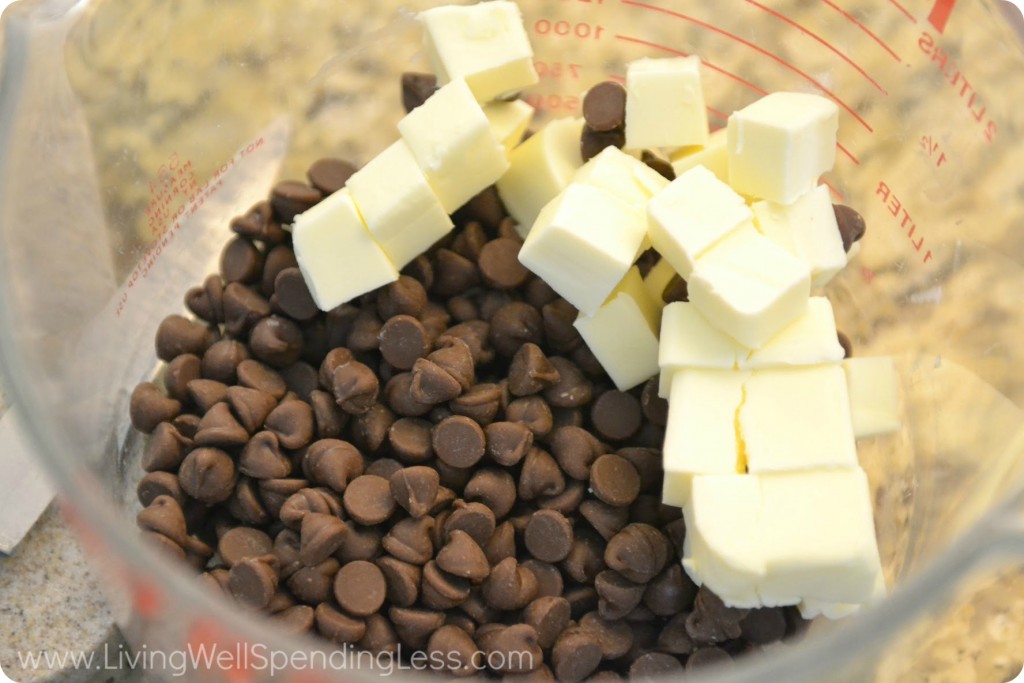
[515,58,898,618]
[291,0,539,312]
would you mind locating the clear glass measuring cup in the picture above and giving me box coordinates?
[1,0,1024,680]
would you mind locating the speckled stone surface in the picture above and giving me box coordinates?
[0,503,129,683]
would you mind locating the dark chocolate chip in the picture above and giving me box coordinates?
[583,81,627,132]
[432,415,487,468]
[343,475,397,525]
[489,302,544,358]
[478,238,529,290]
[163,354,201,403]
[377,275,428,320]
[239,431,292,480]
[604,524,670,585]
[550,426,606,481]
[589,454,641,508]
[552,628,603,683]
[265,400,315,450]
[136,495,188,547]
[383,516,435,566]
[834,204,866,251]
[201,339,248,384]
[390,466,441,518]
[643,564,697,617]
[250,316,304,368]
[332,360,380,415]
[315,602,366,644]
[275,268,319,321]
[220,237,264,284]
[130,382,182,433]
[640,150,676,181]
[302,439,363,492]
[333,560,387,617]
[229,555,280,609]
[270,180,322,224]
[581,127,625,162]
[379,314,431,370]
[287,558,339,604]
[142,422,191,472]
[306,157,357,195]
[178,447,236,504]
[401,72,439,113]
[218,526,273,568]
[629,652,683,680]
[432,248,480,297]
[591,391,642,441]
[436,529,490,582]
[518,448,565,501]
[237,359,288,400]
[427,625,479,677]
[464,468,517,519]
[377,556,422,607]
[483,624,542,674]
[524,510,573,563]
[226,386,277,434]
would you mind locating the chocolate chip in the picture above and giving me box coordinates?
[542,357,592,409]
[299,511,348,566]
[265,400,315,450]
[343,475,396,525]
[451,221,488,262]
[315,602,366,644]
[505,396,553,438]
[221,237,264,284]
[595,569,644,621]
[639,378,668,428]
[194,401,248,447]
[629,652,683,680]
[359,614,400,654]
[401,72,438,113]
[571,343,605,377]
[427,625,479,677]
[377,275,428,320]
[310,390,347,438]
[250,316,304,368]
[445,500,497,547]
[302,439,363,492]
[229,555,279,609]
[274,604,315,634]
[483,557,538,610]
[379,315,431,370]
[377,556,421,607]
[385,372,435,417]
[163,354,201,404]
[281,362,322,401]
[279,487,342,529]
[438,321,494,366]
[270,180,322,223]
[274,268,319,321]
[541,299,583,354]
[388,418,434,464]
[478,238,529,290]
[389,606,445,649]
[218,527,273,567]
[640,150,676,181]
[171,413,201,440]
[489,302,544,357]
[436,529,490,582]
[450,383,503,426]
[261,245,299,298]
[464,185,508,231]
[410,357,463,405]
[332,560,387,617]
[136,495,188,547]
[306,157,357,195]
[643,564,696,617]
[550,426,606,480]
[382,516,435,565]
[838,330,853,358]
[519,448,565,501]
[335,521,383,563]
[484,624,543,674]
[225,386,276,434]
[589,454,641,508]
[524,510,573,563]
[222,283,271,337]
[432,415,487,468]
[581,127,625,162]
[560,529,606,584]
[185,275,225,324]
[483,522,517,567]
[685,587,749,644]
[227,477,271,526]
[432,248,480,297]
[583,82,627,132]
[130,382,182,433]
[137,472,185,508]
[352,404,396,452]
[661,274,689,304]
[522,596,571,649]
[484,421,533,467]
[657,613,695,655]
[579,611,633,660]
[604,524,669,585]
[179,447,236,504]
[142,422,191,472]
[420,561,472,610]
[331,360,379,415]
[142,530,186,561]
[564,585,599,620]
[464,468,517,519]
[834,204,866,251]
[740,607,787,645]
[552,628,603,683]
[506,343,559,397]
[237,360,288,400]
[287,558,338,604]
[591,391,642,442]
[685,647,732,672]
[539,479,585,514]
[390,466,440,518]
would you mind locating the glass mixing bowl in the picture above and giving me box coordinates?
[2,0,1024,680]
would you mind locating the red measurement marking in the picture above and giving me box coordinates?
[621,1,874,132]
[822,180,846,202]
[928,0,958,33]
[744,0,887,95]
[706,105,729,123]
[615,34,768,96]
[836,142,860,165]
[876,179,933,263]
[608,74,625,83]
[889,0,917,23]
[820,0,902,62]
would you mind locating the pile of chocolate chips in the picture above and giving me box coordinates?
[126,76,836,681]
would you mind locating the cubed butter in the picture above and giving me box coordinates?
[661,369,749,507]
[398,78,510,214]
[484,99,535,153]
[798,572,886,620]
[743,297,844,369]
[292,190,399,311]
[625,56,710,150]
[683,474,765,608]
[518,183,648,316]
[346,140,454,269]
[658,303,744,397]
[647,165,752,279]
[573,146,670,209]
[739,365,858,473]
[643,257,677,306]
[420,0,538,102]
[688,224,811,348]
[574,267,661,391]
[759,469,884,606]
[753,185,847,289]
[727,92,838,204]
[843,356,902,438]
[497,117,585,236]
[670,128,728,182]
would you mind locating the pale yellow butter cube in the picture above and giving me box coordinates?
[843,356,902,438]
[647,166,752,279]
[670,128,728,182]
[688,224,811,348]
[742,297,844,369]
[661,369,749,507]
[484,99,534,153]
[753,185,847,289]
[739,365,858,473]
[497,117,585,236]
[625,56,710,150]
[727,92,838,204]
[658,302,744,398]
[420,0,538,102]
[346,140,454,269]
[682,474,765,607]
[518,183,647,316]
[798,571,886,620]
[759,469,884,606]
[292,190,399,312]
[573,267,661,391]
[573,146,670,209]
[398,78,509,214]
